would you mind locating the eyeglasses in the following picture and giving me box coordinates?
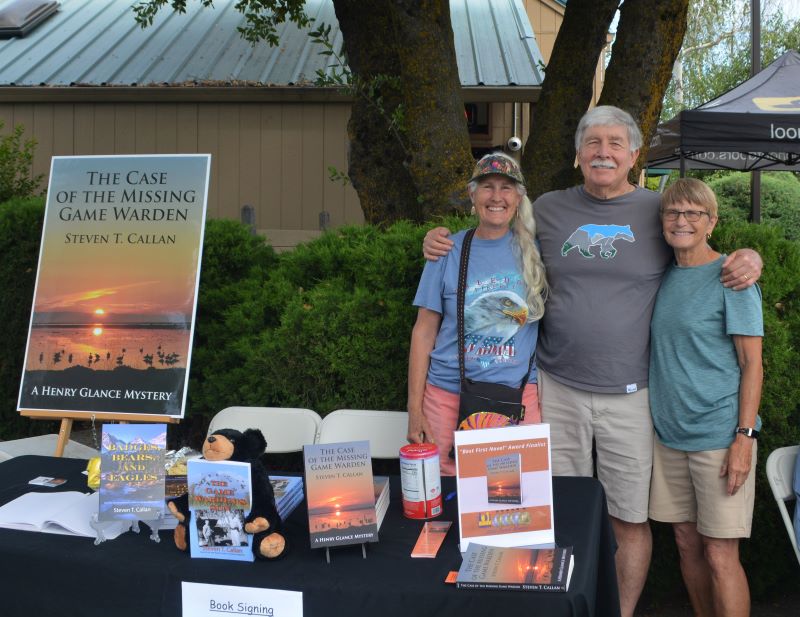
[660,209,710,222]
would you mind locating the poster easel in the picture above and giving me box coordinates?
[19,410,181,457]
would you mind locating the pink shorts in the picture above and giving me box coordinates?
[423,381,541,476]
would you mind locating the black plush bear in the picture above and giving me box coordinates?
[167,428,288,560]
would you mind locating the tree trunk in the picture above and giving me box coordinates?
[599,0,689,179]
[333,1,416,223]
[334,0,473,224]
[521,0,619,200]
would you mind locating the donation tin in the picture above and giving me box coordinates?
[399,443,442,519]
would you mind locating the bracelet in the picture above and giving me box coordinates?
[734,427,759,439]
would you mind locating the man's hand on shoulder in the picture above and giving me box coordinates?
[721,248,763,290]
[423,227,454,261]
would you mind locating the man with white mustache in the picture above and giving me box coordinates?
[423,105,762,617]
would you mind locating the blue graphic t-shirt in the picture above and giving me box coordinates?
[413,229,539,394]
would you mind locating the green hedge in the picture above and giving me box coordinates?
[708,172,800,241]
[185,218,470,425]
[2,204,798,597]
[710,220,800,595]
[0,197,53,439]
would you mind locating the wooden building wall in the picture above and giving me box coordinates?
[0,101,361,250]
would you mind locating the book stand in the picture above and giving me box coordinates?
[89,510,164,546]
[324,543,368,564]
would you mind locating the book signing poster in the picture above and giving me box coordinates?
[17,154,210,418]
[454,424,554,551]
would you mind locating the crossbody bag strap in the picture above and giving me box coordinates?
[457,228,535,391]
[457,228,476,385]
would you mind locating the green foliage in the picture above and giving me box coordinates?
[708,172,800,241]
[187,218,458,422]
[662,1,800,119]
[712,220,800,595]
[0,197,55,439]
[181,220,278,443]
[0,122,43,203]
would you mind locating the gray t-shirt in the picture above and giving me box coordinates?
[533,185,672,394]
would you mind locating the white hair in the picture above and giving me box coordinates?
[575,105,642,152]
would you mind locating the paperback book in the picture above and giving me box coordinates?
[187,459,253,561]
[303,441,378,549]
[374,476,390,530]
[486,453,522,505]
[163,474,304,530]
[456,543,574,591]
[454,424,554,551]
[99,423,166,522]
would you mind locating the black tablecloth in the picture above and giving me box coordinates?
[0,455,620,617]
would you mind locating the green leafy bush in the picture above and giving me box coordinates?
[711,220,800,594]
[0,122,43,203]
[0,197,53,439]
[708,172,800,241]
[180,220,278,445]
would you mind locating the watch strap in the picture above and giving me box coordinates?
[734,427,759,439]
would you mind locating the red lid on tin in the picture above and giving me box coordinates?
[399,443,439,459]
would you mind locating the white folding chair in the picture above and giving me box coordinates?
[317,409,408,459]
[207,406,322,454]
[766,445,800,566]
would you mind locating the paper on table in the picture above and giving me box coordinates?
[0,491,126,539]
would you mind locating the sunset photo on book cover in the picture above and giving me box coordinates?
[17,155,209,417]
[304,442,378,547]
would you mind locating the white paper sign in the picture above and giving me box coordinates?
[454,423,554,552]
[182,582,302,617]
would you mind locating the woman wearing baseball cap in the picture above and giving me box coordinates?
[407,152,548,474]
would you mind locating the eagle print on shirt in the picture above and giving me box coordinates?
[463,273,528,368]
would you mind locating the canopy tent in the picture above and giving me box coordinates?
[647,50,800,172]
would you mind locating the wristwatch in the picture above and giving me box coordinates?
[734,427,759,439]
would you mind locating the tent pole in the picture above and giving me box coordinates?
[750,0,761,223]
[751,172,761,223]
[679,154,685,178]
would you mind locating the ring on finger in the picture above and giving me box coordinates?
[743,273,750,281]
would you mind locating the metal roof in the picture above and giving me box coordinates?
[0,0,544,89]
